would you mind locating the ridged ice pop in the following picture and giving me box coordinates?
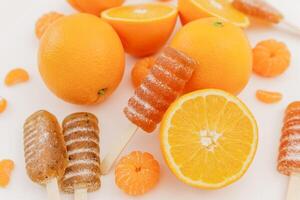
[278,102,300,200]
[60,113,101,199]
[124,47,196,133]
[101,47,196,174]
[232,0,300,35]
[23,110,67,200]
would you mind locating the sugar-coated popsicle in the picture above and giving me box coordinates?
[124,47,196,133]
[232,0,300,35]
[278,102,300,200]
[23,110,67,200]
[60,113,101,200]
[101,47,196,174]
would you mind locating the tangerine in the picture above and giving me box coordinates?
[253,39,291,77]
[115,151,160,196]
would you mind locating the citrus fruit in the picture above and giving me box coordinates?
[67,0,125,15]
[5,68,29,86]
[256,89,282,104]
[115,151,160,196]
[35,12,64,39]
[160,89,258,189]
[39,14,125,105]
[178,0,249,27]
[131,56,155,88]
[0,97,7,114]
[101,3,178,57]
[171,17,252,95]
[253,39,291,77]
[0,159,14,188]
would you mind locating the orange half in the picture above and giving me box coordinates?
[101,3,178,57]
[160,89,258,189]
[178,0,249,27]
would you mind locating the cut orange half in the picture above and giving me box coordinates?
[160,89,258,189]
[101,3,178,57]
[178,0,249,27]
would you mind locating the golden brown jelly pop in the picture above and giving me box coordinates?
[23,110,67,200]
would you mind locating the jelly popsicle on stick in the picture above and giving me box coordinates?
[60,113,101,200]
[232,0,300,35]
[101,47,196,175]
[278,102,300,200]
[23,110,68,200]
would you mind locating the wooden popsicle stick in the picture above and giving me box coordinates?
[101,124,139,175]
[281,20,300,36]
[46,178,61,200]
[286,173,300,200]
[75,188,87,200]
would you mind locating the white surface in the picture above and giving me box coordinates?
[0,0,300,200]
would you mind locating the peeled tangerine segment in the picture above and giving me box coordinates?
[161,90,258,189]
[232,0,283,23]
[0,159,14,187]
[124,47,196,133]
[278,102,300,176]
[60,112,101,193]
[256,90,282,104]
[0,97,7,113]
[5,68,29,86]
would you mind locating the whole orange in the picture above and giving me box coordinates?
[38,14,125,105]
[171,17,252,95]
[67,0,125,15]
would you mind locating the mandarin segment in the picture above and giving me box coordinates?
[160,89,258,189]
[115,151,160,196]
[232,0,283,23]
[35,12,64,39]
[0,159,15,187]
[5,68,29,86]
[256,90,282,104]
[0,97,7,113]
[253,39,291,77]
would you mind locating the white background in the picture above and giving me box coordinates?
[0,0,300,199]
